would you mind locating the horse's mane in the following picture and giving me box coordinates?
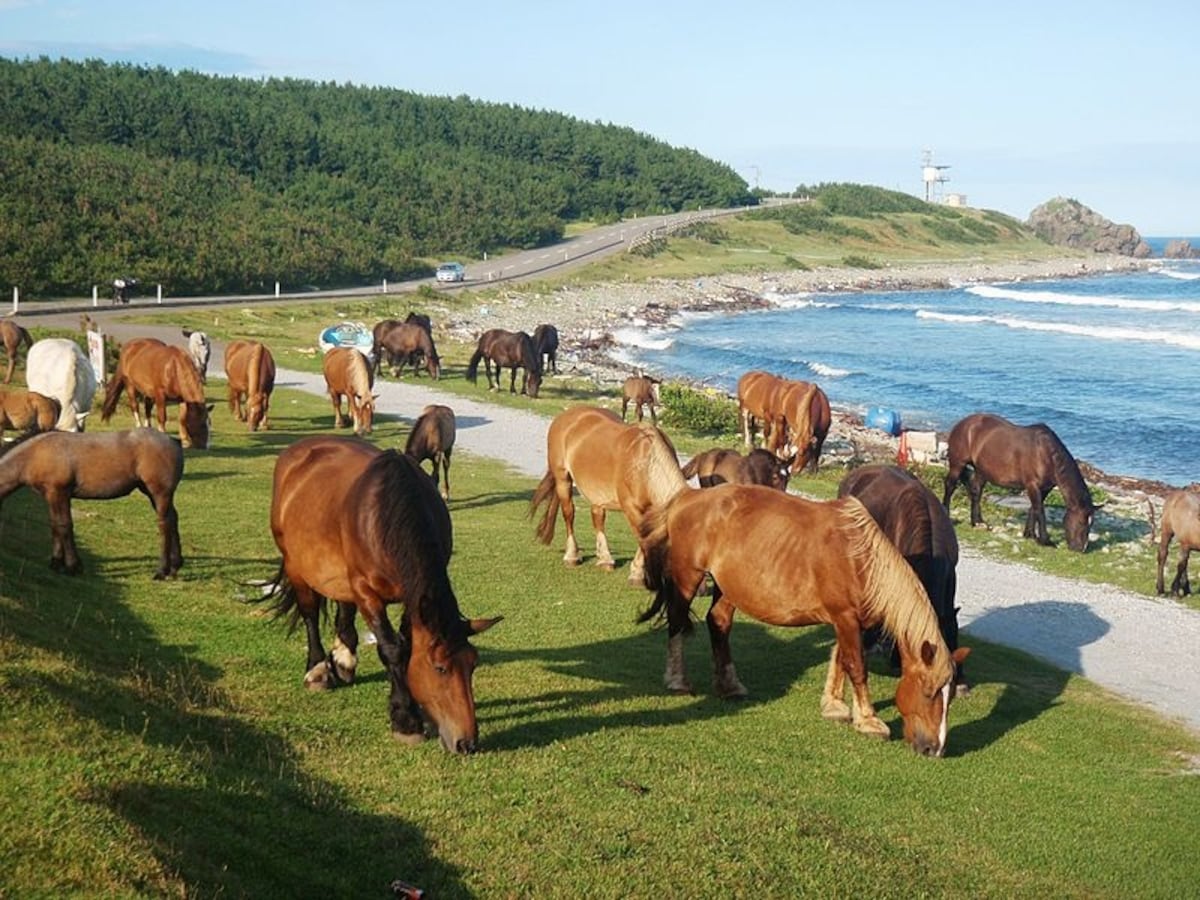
[836,497,951,679]
[1033,424,1093,510]
[788,382,816,450]
[165,346,206,402]
[630,425,688,506]
[356,450,467,643]
[247,342,264,399]
[518,331,542,374]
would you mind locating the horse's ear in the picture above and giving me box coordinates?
[182,328,193,337]
[952,647,971,665]
[206,403,215,413]
[468,615,503,635]
[920,640,937,666]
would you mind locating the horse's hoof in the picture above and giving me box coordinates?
[820,698,852,723]
[392,729,427,746]
[854,716,891,740]
[562,557,581,568]
[716,683,750,700]
[665,681,694,696]
[595,560,615,571]
[304,662,334,691]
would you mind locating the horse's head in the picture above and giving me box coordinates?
[179,402,213,449]
[353,393,377,435]
[525,370,542,399]
[246,393,268,432]
[407,615,502,754]
[894,640,971,757]
[1063,501,1100,552]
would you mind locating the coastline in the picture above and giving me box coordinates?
[441,253,1174,501]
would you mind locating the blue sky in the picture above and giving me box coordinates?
[3,0,1197,234]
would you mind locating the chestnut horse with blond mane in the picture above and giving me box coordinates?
[322,347,376,435]
[262,436,500,753]
[0,320,33,384]
[777,380,831,472]
[224,339,276,431]
[638,484,969,756]
[530,406,688,584]
[0,388,60,441]
[737,370,789,451]
[100,338,211,449]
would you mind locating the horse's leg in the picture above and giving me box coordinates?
[436,451,450,500]
[966,468,987,528]
[508,366,518,394]
[820,644,851,722]
[330,601,360,684]
[662,568,704,694]
[154,394,169,433]
[826,621,889,738]
[621,396,630,421]
[1156,528,1174,595]
[649,403,657,426]
[591,506,615,569]
[45,490,81,574]
[634,401,644,423]
[1028,487,1052,545]
[627,546,646,586]
[1173,547,1192,596]
[556,473,582,565]
[330,391,344,428]
[147,489,183,579]
[363,603,425,743]
[3,353,13,384]
[292,582,334,690]
[706,587,748,698]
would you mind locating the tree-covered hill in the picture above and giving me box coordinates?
[0,57,753,296]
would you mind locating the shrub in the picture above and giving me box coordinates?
[659,381,739,436]
[841,254,882,269]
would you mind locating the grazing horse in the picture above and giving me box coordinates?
[839,464,968,696]
[406,404,456,500]
[0,429,184,578]
[101,338,212,449]
[405,311,433,336]
[224,339,276,431]
[466,328,542,398]
[530,406,687,584]
[0,389,61,442]
[533,323,559,375]
[942,412,1099,552]
[736,370,789,451]
[0,320,33,384]
[26,338,97,432]
[263,436,500,752]
[778,380,831,472]
[681,447,794,491]
[621,375,662,425]
[638,485,969,756]
[181,329,211,383]
[322,347,376,436]
[375,322,440,380]
[1155,490,1200,596]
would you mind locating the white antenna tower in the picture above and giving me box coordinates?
[921,148,951,203]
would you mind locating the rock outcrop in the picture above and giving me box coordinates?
[1026,197,1152,257]
[1163,239,1200,259]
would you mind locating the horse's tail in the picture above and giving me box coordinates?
[247,341,264,401]
[529,470,560,544]
[636,502,677,623]
[18,326,32,350]
[244,563,326,634]
[99,373,124,422]
[465,346,484,383]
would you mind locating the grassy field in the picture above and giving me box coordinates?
[2,384,1199,898]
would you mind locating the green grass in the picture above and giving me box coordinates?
[2,388,1199,898]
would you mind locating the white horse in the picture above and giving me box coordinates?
[182,329,211,383]
[25,339,97,432]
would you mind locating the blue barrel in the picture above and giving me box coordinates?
[865,407,902,436]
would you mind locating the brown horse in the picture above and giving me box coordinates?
[777,380,831,472]
[322,347,376,435]
[0,319,33,383]
[375,322,440,379]
[263,436,500,753]
[100,338,212,449]
[621,375,661,424]
[942,412,1099,552]
[681,447,794,491]
[0,388,61,441]
[466,328,542,398]
[406,404,456,500]
[736,370,789,451]
[530,406,687,583]
[1155,489,1200,596]
[0,428,184,578]
[839,464,967,696]
[224,339,276,431]
[638,485,969,756]
[533,323,559,375]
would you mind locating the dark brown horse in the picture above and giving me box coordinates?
[406,404,456,500]
[374,322,440,379]
[466,329,542,398]
[681,447,793,491]
[839,464,967,696]
[321,347,376,435]
[0,428,184,578]
[224,339,276,431]
[533,323,559,375]
[621,375,661,424]
[942,413,1099,552]
[100,338,212,449]
[0,388,60,441]
[638,485,969,756]
[0,319,33,384]
[1155,489,1200,596]
[264,436,500,753]
[530,406,687,584]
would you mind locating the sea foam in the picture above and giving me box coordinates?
[968,284,1200,314]
[917,309,1200,350]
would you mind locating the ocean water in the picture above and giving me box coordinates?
[613,243,1200,486]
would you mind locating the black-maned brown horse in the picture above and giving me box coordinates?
[100,338,212,449]
[681,447,794,492]
[0,388,60,441]
[0,428,184,578]
[263,435,500,753]
[839,464,968,696]
[638,484,969,756]
[322,347,376,436]
[530,406,688,584]
[406,404,456,500]
[466,328,542,398]
[375,322,440,380]
[224,339,276,431]
[942,412,1099,552]
[0,320,33,384]
[1155,489,1200,596]
[533,323,559,375]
